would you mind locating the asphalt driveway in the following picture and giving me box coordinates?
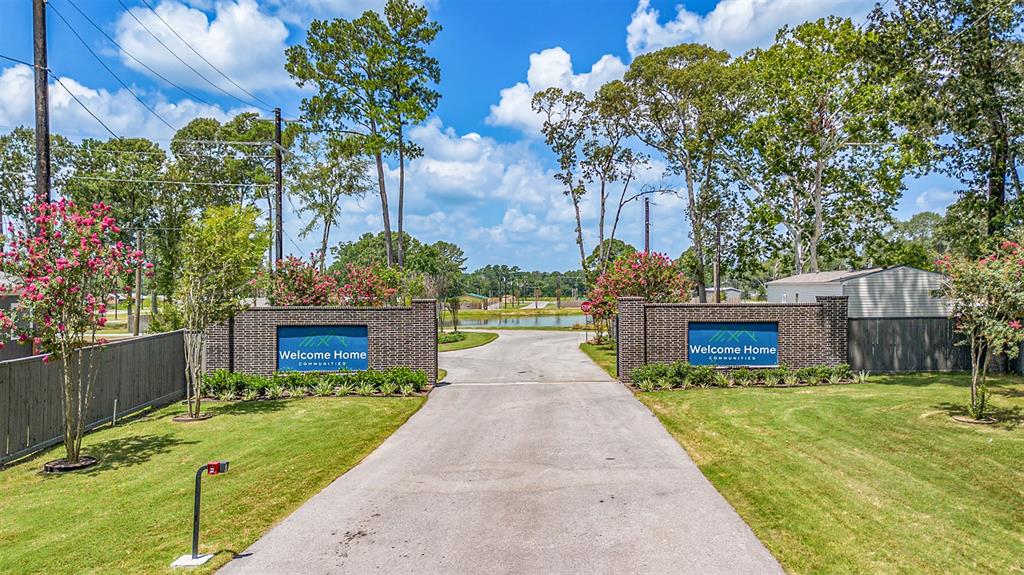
[220,330,782,574]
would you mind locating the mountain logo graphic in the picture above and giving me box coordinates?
[297,334,353,349]
[707,329,761,344]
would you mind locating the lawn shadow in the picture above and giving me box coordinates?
[207,399,291,417]
[932,401,1024,430]
[62,433,197,477]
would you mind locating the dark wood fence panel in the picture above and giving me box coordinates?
[848,317,971,373]
[1,331,185,464]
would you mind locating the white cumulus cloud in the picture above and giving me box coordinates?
[626,0,873,57]
[486,47,627,135]
[115,0,292,99]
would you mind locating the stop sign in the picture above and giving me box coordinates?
[580,301,592,313]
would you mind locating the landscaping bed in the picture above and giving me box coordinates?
[0,396,425,575]
[203,367,430,400]
[639,373,1024,574]
[631,362,863,391]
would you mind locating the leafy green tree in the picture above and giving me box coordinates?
[383,0,441,268]
[622,44,746,301]
[869,0,1024,246]
[288,0,441,268]
[288,134,371,269]
[0,127,75,231]
[738,18,914,275]
[331,231,423,270]
[177,206,269,420]
[585,239,636,271]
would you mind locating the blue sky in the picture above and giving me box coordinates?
[0,0,953,271]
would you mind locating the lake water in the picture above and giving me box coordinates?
[444,314,589,329]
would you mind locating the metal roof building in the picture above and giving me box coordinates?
[765,265,951,318]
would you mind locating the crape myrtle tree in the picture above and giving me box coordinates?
[586,251,692,341]
[736,17,916,275]
[178,206,269,420]
[869,0,1024,251]
[286,0,442,268]
[0,200,146,466]
[936,240,1024,420]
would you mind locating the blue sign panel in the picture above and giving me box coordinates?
[277,325,369,372]
[687,322,779,366]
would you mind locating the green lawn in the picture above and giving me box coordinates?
[0,397,424,575]
[638,373,1024,575]
[580,341,616,377]
[438,330,498,352]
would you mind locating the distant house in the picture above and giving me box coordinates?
[691,286,742,303]
[765,265,951,318]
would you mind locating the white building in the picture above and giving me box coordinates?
[765,265,951,318]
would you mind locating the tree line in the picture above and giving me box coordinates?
[533,1,1024,301]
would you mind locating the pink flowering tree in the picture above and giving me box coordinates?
[337,263,398,306]
[0,200,145,465]
[586,251,692,341]
[267,256,340,306]
[937,240,1024,420]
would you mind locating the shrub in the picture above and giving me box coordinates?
[335,382,355,396]
[356,381,376,396]
[266,383,284,399]
[438,332,467,344]
[762,368,786,387]
[636,379,656,392]
[853,371,870,384]
[379,381,398,396]
[732,368,755,387]
[782,372,800,386]
[242,388,261,402]
[687,366,716,388]
[832,364,852,380]
[398,383,415,396]
[655,377,674,391]
[633,363,672,386]
[312,380,335,396]
[713,371,732,388]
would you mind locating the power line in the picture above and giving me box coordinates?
[60,0,216,109]
[47,2,177,132]
[49,72,121,139]
[0,53,33,67]
[116,0,271,112]
[135,0,277,112]
[0,171,274,188]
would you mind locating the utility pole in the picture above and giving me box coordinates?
[555,274,561,309]
[644,196,650,253]
[33,0,51,203]
[273,107,283,270]
[133,230,143,336]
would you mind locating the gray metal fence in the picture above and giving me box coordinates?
[848,317,971,373]
[1,331,185,464]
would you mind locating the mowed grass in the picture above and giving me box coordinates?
[438,330,498,352]
[580,341,616,377]
[638,373,1024,575]
[0,397,425,575]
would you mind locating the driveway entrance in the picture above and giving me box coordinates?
[220,329,782,574]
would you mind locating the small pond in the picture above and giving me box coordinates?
[442,314,589,329]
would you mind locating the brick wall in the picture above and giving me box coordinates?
[204,299,437,384]
[617,296,848,383]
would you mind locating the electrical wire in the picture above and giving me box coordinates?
[116,0,270,112]
[0,53,33,67]
[135,0,277,112]
[61,0,216,109]
[48,2,178,132]
[50,72,122,139]
[0,171,274,188]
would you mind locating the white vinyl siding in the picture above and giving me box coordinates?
[766,283,843,304]
[843,267,951,318]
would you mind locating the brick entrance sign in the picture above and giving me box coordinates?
[616,296,848,383]
[205,299,438,385]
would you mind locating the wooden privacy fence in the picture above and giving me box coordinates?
[848,317,972,373]
[0,331,185,464]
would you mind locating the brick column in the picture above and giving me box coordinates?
[617,297,646,383]
[412,299,438,385]
[816,295,848,366]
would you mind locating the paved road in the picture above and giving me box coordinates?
[220,330,782,574]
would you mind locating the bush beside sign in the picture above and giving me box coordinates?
[277,325,369,372]
[687,322,779,367]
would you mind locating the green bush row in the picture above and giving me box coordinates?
[438,331,467,344]
[631,363,864,392]
[202,367,429,400]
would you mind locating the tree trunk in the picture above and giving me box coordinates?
[183,330,204,419]
[373,150,394,267]
[572,194,587,280]
[397,123,406,269]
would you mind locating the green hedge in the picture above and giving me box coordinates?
[631,362,860,392]
[202,367,429,400]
